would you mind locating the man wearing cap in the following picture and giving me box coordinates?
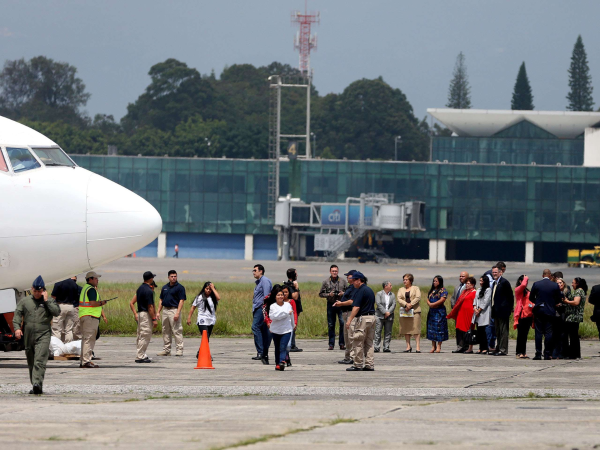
[79,271,107,368]
[333,270,357,364]
[157,270,187,357]
[344,271,376,371]
[51,276,81,343]
[130,271,158,363]
[319,265,349,351]
[13,276,60,394]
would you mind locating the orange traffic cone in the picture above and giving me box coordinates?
[194,330,214,369]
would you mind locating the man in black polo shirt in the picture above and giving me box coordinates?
[333,270,357,365]
[157,270,186,357]
[51,276,81,343]
[344,271,376,371]
[130,271,158,363]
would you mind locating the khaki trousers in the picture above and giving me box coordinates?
[72,308,81,340]
[136,312,152,360]
[52,304,78,343]
[162,308,184,354]
[80,315,99,365]
[349,315,376,369]
[341,311,352,360]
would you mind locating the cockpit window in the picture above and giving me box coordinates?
[0,150,8,172]
[6,147,41,173]
[32,147,74,167]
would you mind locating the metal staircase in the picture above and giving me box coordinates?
[324,224,370,261]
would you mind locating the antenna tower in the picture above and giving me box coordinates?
[292,1,319,76]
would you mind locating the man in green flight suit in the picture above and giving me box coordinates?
[13,275,60,395]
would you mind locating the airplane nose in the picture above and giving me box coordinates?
[86,174,162,267]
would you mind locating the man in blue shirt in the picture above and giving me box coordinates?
[251,264,272,364]
[157,270,186,357]
[344,271,376,371]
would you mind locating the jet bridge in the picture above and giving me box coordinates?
[275,193,425,261]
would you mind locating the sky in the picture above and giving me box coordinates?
[1,0,599,122]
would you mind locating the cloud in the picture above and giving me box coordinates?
[0,27,13,37]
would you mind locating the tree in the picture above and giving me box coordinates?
[567,35,594,111]
[511,62,534,110]
[0,56,90,125]
[121,58,215,132]
[446,52,471,109]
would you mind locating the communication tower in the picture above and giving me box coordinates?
[291,2,319,76]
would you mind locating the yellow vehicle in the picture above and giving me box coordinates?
[569,246,600,267]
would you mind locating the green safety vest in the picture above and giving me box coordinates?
[79,283,102,318]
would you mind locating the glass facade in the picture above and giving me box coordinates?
[432,121,584,166]
[72,155,600,245]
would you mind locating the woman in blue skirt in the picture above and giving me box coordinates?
[426,275,449,353]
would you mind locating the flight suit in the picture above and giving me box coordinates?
[13,295,60,389]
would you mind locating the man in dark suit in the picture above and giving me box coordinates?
[490,265,514,356]
[529,269,562,360]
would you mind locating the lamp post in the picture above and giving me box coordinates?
[310,132,316,156]
[394,135,402,161]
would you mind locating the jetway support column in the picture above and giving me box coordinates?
[429,239,446,264]
[157,232,167,258]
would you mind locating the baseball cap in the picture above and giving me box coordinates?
[85,271,101,279]
[343,270,357,276]
[143,271,156,281]
[352,271,365,280]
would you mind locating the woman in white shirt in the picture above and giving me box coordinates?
[267,287,294,371]
[187,282,220,358]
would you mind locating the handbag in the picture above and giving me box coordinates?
[465,312,479,345]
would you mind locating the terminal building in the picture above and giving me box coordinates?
[71,109,600,264]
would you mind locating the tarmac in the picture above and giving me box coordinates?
[2,336,600,449]
[92,256,600,287]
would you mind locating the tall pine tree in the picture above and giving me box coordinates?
[446,52,471,109]
[567,35,594,111]
[511,62,534,110]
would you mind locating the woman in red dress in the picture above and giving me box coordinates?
[447,276,476,354]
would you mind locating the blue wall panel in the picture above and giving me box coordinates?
[253,235,278,261]
[135,238,158,257]
[167,233,244,259]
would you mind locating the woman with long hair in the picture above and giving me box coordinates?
[281,285,298,367]
[426,275,448,353]
[397,274,422,353]
[563,277,588,359]
[447,276,476,354]
[268,288,294,371]
[473,275,492,355]
[187,282,221,359]
[513,275,533,359]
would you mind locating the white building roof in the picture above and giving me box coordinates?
[427,108,600,139]
[0,115,57,147]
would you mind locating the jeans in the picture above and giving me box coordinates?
[534,314,554,358]
[515,317,533,355]
[272,332,292,365]
[327,303,345,347]
[486,317,496,349]
[252,308,272,357]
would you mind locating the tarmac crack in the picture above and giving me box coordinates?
[463,359,578,389]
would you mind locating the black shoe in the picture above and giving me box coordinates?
[363,367,375,371]
[32,383,42,395]
[261,356,270,365]
[338,359,353,364]
[29,389,34,395]
[488,352,499,356]
[286,360,292,367]
[452,349,465,354]
[328,345,334,350]
[346,366,362,371]
[340,345,346,350]
[544,356,551,360]
[252,353,262,361]
[403,348,412,353]
[290,347,303,352]
[135,358,153,363]
[383,349,391,353]
[495,352,507,356]
[374,348,380,353]
[533,354,542,360]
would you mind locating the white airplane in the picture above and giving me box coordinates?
[0,116,162,305]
